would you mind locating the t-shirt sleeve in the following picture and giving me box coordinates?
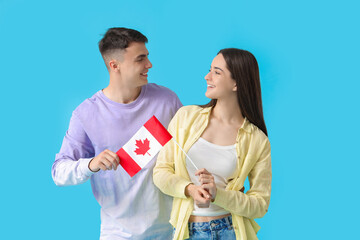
[51,112,96,186]
[167,87,183,117]
[174,93,183,111]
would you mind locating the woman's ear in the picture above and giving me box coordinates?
[232,84,237,92]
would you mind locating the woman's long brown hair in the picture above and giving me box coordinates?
[201,48,268,136]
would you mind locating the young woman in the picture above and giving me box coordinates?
[153,48,272,240]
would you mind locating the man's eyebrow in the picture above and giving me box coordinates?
[135,53,149,59]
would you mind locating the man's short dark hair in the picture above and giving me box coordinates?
[98,27,148,56]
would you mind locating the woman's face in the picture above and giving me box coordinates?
[204,54,237,100]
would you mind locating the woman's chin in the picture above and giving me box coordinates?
[205,91,215,99]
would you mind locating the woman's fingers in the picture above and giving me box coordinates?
[194,187,211,208]
[201,183,216,198]
[195,168,215,186]
[198,186,212,199]
[195,168,210,176]
[198,174,214,184]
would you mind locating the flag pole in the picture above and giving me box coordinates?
[172,139,199,170]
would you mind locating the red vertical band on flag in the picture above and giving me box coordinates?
[116,148,141,177]
[144,116,172,146]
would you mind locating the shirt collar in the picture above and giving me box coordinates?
[200,106,252,133]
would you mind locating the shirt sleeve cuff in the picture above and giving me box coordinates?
[213,188,228,207]
[78,158,95,177]
[175,179,193,199]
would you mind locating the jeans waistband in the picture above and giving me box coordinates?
[188,215,233,232]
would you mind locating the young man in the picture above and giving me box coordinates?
[52,28,182,240]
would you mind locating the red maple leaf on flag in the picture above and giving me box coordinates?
[134,138,151,156]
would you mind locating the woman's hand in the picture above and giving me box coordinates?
[196,168,217,202]
[185,184,211,208]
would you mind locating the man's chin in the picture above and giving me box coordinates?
[137,79,148,87]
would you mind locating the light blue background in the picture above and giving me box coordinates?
[1,0,359,239]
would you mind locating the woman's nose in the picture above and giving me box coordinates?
[205,72,211,81]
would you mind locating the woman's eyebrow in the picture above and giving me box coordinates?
[214,66,224,72]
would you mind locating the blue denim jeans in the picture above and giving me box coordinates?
[187,215,236,240]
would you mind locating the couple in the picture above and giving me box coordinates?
[52,27,271,240]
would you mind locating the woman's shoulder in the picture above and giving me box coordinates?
[175,105,207,117]
[246,122,271,153]
[169,105,209,129]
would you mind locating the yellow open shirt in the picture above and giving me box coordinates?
[153,105,272,240]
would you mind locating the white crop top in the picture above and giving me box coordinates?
[186,137,237,216]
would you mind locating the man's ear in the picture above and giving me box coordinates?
[109,60,120,73]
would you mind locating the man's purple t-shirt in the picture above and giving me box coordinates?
[52,83,182,240]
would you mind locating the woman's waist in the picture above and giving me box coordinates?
[189,213,231,223]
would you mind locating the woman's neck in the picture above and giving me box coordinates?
[212,98,244,126]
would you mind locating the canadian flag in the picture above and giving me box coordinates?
[116,116,172,177]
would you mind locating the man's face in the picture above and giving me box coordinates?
[118,42,152,88]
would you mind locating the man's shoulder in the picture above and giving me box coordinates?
[72,91,102,116]
[146,83,178,99]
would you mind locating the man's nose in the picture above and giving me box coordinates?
[146,59,152,69]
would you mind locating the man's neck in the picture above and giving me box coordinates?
[102,81,142,104]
